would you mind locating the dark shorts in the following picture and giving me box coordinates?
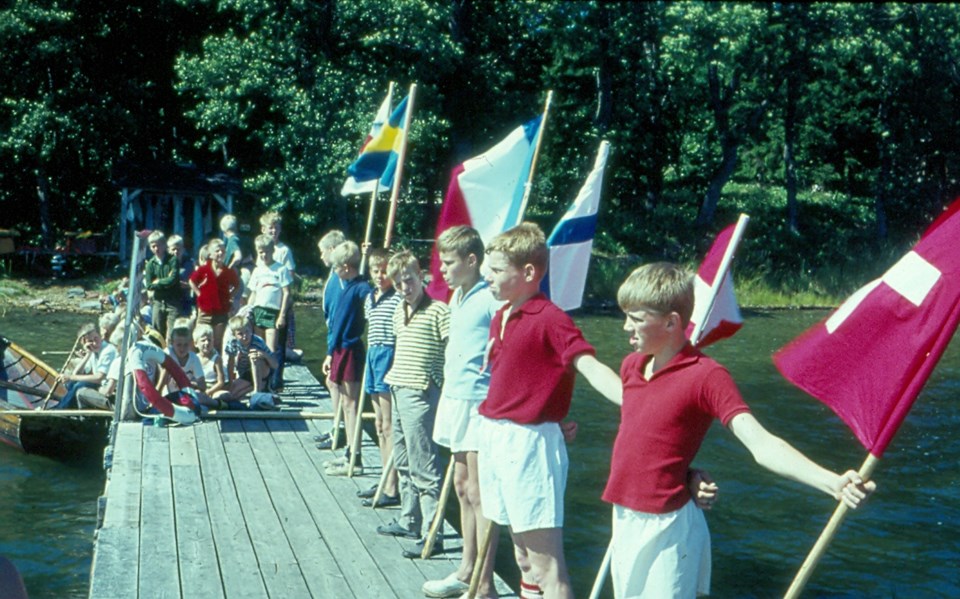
[252,306,279,329]
[330,346,365,384]
[198,312,229,327]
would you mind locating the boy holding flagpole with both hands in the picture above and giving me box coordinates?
[600,262,875,598]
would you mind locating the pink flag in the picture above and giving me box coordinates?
[686,216,748,348]
[774,199,960,456]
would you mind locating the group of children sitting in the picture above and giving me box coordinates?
[65,214,875,598]
[312,221,875,599]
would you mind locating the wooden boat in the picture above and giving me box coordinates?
[0,335,111,461]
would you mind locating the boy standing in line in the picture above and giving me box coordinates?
[322,241,372,476]
[246,234,293,359]
[477,223,621,599]
[166,234,195,319]
[357,248,402,504]
[144,230,181,338]
[260,212,296,387]
[422,226,502,598]
[376,250,450,559]
[315,230,347,449]
[601,262,874,598]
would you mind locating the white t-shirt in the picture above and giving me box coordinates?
[165,348,205,389]
[201,350,221,386]
[247,261,293,311]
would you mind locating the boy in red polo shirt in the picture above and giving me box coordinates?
[604,262,875,598]
[478,223,621,599]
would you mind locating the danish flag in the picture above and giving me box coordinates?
[687,215,749,348]
[774,199,960,456]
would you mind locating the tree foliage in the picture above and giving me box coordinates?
[4,1,960,278]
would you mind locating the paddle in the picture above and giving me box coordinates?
[0,380,48,398]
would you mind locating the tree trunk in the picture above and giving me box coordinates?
[784,72,800,233]
[36,172,53,250]
[699,143,738,227]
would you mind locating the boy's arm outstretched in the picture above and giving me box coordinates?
[573,353,622,405]
[728,412,876,509]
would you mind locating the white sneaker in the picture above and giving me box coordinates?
[422,573,469,598]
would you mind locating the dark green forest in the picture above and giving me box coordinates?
[4,1,960,301]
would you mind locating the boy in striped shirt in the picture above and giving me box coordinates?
[375,250,450,559]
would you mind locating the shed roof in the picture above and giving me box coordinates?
[112,161,243,196]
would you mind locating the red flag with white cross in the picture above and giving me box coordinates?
[774,198,960,456]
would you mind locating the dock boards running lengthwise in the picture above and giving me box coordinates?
[88,365,516,598]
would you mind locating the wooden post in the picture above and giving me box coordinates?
[369,448,395,509]
[783,453,880,599]
[516,90,554,221]
[467,521,496,599]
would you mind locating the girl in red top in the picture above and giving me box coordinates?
[189,238,240,351]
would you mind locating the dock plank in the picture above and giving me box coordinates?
[219,419,311,597]
[169,426,224,599]
[138,425,181,599]
[194,422,268,599]
[90,362,517,598]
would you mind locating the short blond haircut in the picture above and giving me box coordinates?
[254,234,274,252]
[220,214,238,233]
[206,238,225,253]
[228,314,251,333]
[329,241,361,269]
[147,230,166,244]
[367,248,390,271]
[486,222,548,273]
[437,225,484,263]
[193,323,214,344]
[617,262,695,327]
[99,312,120,335]
[386,249,420,281]
[260,211,281,228]
[166,234,184,249]
[318,229,346,252]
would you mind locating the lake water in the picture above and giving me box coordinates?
[1,305,958,598]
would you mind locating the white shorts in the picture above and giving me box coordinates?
[611,501,711,598]
[432,396,483,452]
[477,417,567,533]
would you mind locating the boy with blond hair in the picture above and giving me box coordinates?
[375,250,450,559]
[601,262,874,598]
[478,222,621,599]
[357,247,402,504]
[144,230,180,337]
[224,314,277,400]
[422,225,502,598]
[315,229,347,449]
[260,211,296,387]
[322,241,372,475]
[246,234,293,356]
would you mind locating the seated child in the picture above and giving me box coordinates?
[601,262,875,598]
[224,314,277,401]
[128,326,198,424]
[161,326,206,394]
[58,322,118,410]
[195,323,228,400]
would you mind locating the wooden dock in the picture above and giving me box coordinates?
[89,364,516,598]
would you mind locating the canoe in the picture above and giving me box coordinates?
[0,335,110,461]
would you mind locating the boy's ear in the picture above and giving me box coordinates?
[665,312,681,330]
[522,263,537,282]
[467,253,479,268]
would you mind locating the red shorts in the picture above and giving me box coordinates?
[329,346,364,384]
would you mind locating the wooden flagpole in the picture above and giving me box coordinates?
[421,457,456,558]
[783,453,880,599]
[588,213,750,598]
[369,447,395,509]
[343,81,394,475]
[516,89,553,220]
[41,335,84,409]
[348,82,416,477]
[467,520,496,599]
[382,83,417,250]
[689,212,750,346]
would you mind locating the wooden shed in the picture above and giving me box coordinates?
[113,162,243,260]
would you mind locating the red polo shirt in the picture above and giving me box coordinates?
[189,262,239,315]
[479,293,595,424]
[602,344,750,514]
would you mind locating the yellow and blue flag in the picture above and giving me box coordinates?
[346,96,409,188]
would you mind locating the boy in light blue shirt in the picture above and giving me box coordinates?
[422,226,503,596]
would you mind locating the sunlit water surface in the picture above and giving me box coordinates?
[1,305,958,598]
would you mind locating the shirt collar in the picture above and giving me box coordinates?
[639,342,702,379]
